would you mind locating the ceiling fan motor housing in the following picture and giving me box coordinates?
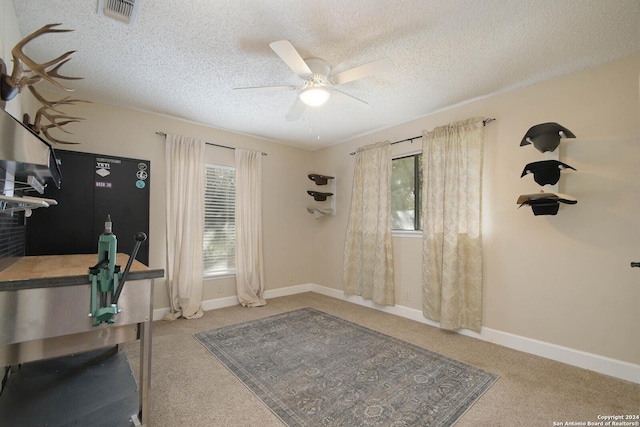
[305,74,328,89]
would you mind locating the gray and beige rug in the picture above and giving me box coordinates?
[194,308,498,426]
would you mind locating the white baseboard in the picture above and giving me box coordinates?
[265,283,313,299]
[152,284,312,321]
[309,283,640,384]
[153,307,170,321]
[154,282,640,384]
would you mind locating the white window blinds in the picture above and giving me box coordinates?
[203,164,236,276]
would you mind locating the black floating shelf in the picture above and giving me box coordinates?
[307,191,333,201]
[308,174,334,185]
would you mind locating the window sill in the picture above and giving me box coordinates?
[203,272,236,280]
[392,230,423,238]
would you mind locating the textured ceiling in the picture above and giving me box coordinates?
[10,0,640,150]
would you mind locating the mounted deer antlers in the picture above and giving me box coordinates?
[0,23,88,144]
[26,86,89,145]
[1,23,81,100]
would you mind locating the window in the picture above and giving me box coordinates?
[203,164,235,276]
[391,153,422,231]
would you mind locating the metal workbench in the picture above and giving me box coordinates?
[0,254,164,426]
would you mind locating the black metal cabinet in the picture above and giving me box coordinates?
[26,150,150,264]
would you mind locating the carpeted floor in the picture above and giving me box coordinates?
[124,293,639,427]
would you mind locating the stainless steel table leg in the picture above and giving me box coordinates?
[138,279,154,426]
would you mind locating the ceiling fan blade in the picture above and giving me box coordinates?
[331,57,394,85]
[233,84,297,92]
[286,97,307,121]
[269,40,313,78]
[328,87,369,106]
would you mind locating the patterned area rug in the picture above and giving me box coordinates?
[194,308,498,426]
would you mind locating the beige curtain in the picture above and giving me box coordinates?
[163,134,205,320]
[422,118,484,332]
[235,149,266,307]
[343,141,395,305]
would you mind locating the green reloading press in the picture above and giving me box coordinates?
[88,215,147,326]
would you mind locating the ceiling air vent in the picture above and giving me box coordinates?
[98,0,140,26]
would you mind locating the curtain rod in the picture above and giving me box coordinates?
[349,118,496,155]
[156,132,267,156]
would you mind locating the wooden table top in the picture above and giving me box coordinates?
[0,254,164,291]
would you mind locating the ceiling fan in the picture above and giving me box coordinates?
[234,40,394,121]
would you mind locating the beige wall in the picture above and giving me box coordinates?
[310,54,640,366]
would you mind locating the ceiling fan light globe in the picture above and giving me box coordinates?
[299,87,330,106]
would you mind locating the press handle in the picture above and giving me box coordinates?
[631,262,640,268]
[113,232,148,303]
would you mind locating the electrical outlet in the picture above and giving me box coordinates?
[216,283,224,294]
[402,290,411,302]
